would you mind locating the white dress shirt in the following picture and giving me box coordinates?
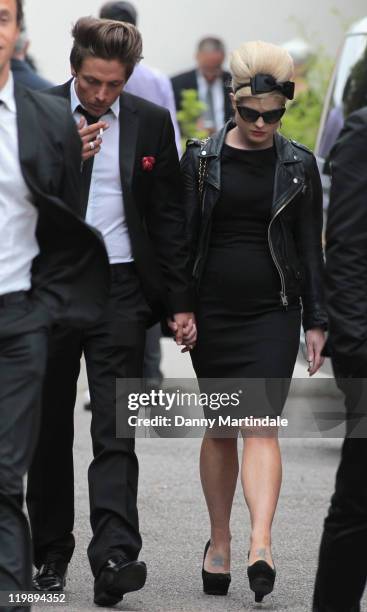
[197,71,225,131]
[71,79,133,264]
[0,72,39,295]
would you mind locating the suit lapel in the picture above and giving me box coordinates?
[14,84,41,195]
[119,92,139,191]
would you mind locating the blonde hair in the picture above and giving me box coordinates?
[230,40,294,102]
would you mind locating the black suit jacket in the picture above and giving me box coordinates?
[171,68,233,125]
[325,107,367,376]
[14,83,110,328]
[47,81,193,321]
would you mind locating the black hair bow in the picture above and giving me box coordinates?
[234,74,295,100]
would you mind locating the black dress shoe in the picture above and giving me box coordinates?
[33,561,67,592]
[94,557,147,607]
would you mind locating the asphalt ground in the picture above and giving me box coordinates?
[30,343,366,612]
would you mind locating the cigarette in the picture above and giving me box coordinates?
[99,128,104,137]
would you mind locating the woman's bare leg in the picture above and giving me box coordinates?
[241,431,282,568]
[200,434,239,573]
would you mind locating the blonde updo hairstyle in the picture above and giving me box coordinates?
[230,40,295,104]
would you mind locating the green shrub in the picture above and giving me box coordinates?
[281,50,334,151]
[176,89,209,150]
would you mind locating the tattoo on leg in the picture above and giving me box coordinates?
[211,555,225,568]
[255,548,268,561]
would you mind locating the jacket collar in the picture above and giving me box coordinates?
[199,120,302,190]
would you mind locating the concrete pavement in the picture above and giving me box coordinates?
[32,341,366,612]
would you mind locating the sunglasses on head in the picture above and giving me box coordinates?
[236,105,286,124]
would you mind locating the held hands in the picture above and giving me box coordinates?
[305,328,325,376]
[167,313,197,354]
[77,117,109,162]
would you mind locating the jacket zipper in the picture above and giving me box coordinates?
[193,185,211,279]
[268,182,304,308]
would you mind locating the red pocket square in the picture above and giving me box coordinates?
[141,156,156,172]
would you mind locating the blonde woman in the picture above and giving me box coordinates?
[181,41,327,602]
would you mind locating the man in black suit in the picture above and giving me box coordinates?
[171,37,232,132]
[26,16,196,607]
[313,108,367,611]
[0,1,109,607]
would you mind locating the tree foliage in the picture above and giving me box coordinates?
[281,50,334,151]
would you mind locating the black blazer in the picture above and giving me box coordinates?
[14,83,110,327]
[47,81,193,321]
[325,107,367,376]
[171,68,233,124]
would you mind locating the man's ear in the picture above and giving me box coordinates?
[70,65,76,77]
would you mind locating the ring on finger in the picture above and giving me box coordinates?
[89,141,95,151]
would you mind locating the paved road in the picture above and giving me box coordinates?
[31,342,365,612]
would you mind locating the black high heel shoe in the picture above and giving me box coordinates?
[202,540,231,596]
[247,559,276,603]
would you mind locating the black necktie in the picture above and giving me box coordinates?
[76,105,103,218]
[76,105,102,125]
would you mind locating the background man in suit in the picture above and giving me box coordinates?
[26,17,196,608]
[171,36,232,132]
[313,107,367,611]
[0,0,109,607]
[11,26,53,90]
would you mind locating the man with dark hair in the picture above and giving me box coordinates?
[99,0,181,152]
[26,16,196,608]
[100,0,137,23]
[0,0,109,606]
[97,0,182,403]
[171,36,232,131]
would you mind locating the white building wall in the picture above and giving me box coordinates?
[25,0,367,85]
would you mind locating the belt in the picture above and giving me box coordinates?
[0,290,28,307]
[110,262,136,281]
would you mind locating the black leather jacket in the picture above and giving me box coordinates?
[181,121,327,332]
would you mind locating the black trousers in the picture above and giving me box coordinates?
[0,293,50,612]
[313,378,367,612]
[26,264,150,578]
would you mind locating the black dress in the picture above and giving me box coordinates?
[191,143,301,417]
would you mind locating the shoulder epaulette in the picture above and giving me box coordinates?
[290,139,313,155]
[186,138,202,148]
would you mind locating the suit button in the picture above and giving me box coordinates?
[202,151,207,156]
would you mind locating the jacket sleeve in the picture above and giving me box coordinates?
[294,152,328,332]
[180,142,202,277]
[325,110,367,375]
[145,111,194,314]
